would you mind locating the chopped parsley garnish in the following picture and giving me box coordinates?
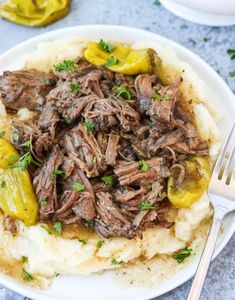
[20,140,30,148]
[203,37,208,42]
[137,201,155,210]
[101,175,113,186]
[229,71,235,77]
[86,219,95,229]
[65,118,73,125]
[40,199,48,206]
[173,247,192,263]
[111,258,124,265]
[99,39,115,53]
[152,93,171,101]
[53,222,63,235]
[23,269,33,281]
[70,82,80,94]
[54,60,78,72]
[12,133,19,141]
[139,159,149,172]
[105,56,120,68]
[20,256,27,263]
[55,272,60,277]
[227,49,235,60]
[79,239,88,245]
[113,86,131,100]
[41,222,62,235]
[52,169,65,177]
[0,180,6,188]
[84,121,95,132]
[0,131,5,138]
[40,225,53,235]
[96,240,104,249]
[154,0,161,5]
[72,182,85,192]
[11,152,41,170]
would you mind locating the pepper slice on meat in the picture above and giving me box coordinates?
[84,42,153,75]
[167,157,211,208]
[0,138,38,226]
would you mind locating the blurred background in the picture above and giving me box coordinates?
[0,0,234,299]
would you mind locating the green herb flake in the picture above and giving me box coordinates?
[79,239,88,245]
[113,86,131,100]
[96,240,104,249]
[65,118,73,125]
[40,199,48,206]
[20,140,30,148]
[173,247,192,263]
[53,222,63,235]
[0,131,5,138]
[12,133,19,141]
[70,82,80,94]
[52,169,65,177]
[139,159,149,172]
[23,269,33,281]
[86,219,95,229]
[227,49,235,60]
[154,0,161,5]
[137,201,155,211]
[229,71,235,77]
[11,152,41,170]
[152,93,171,101]
[84,121,95,132]
[20,256,27,263]
[55,272,60,277]
[105,56,120,68]
[101,175,113,186]
[54,60,78,72]
[40,225,53,235]
[99,39,115,53]
[203,37,208,42]
[111,258,124,265]
[0,180,6,188]
[72,182,85,192]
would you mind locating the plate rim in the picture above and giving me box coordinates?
[0,24,234,300]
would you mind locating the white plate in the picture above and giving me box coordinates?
[160,0,235,26]
[0,25,235,300]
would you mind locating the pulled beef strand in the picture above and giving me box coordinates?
[0,69,56,111]
[4,54,209,239]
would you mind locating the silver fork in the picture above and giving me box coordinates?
[187,122,235,300]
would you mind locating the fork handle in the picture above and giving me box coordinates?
[187,206,226,300]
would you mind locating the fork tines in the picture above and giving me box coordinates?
[213,122,235,185]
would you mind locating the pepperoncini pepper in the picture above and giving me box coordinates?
[84,41,168,81]
[167,157,211,208]
[0,138,38,226]
[0,0,70,27]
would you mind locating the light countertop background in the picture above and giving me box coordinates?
[0,0,234,299]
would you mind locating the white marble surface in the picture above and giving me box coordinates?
[0,0,235,299]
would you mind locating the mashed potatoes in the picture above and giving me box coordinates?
[0,38,222,287]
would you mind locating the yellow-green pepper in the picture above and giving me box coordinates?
[84,41,169,83]
[0,138,38,226]
[0,0,70,27]
[167,157,211,208]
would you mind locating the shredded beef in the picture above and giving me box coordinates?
[95,192,133,239]
[0,69,56,111]
[5,50,209,238]
[33,145,64,219]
